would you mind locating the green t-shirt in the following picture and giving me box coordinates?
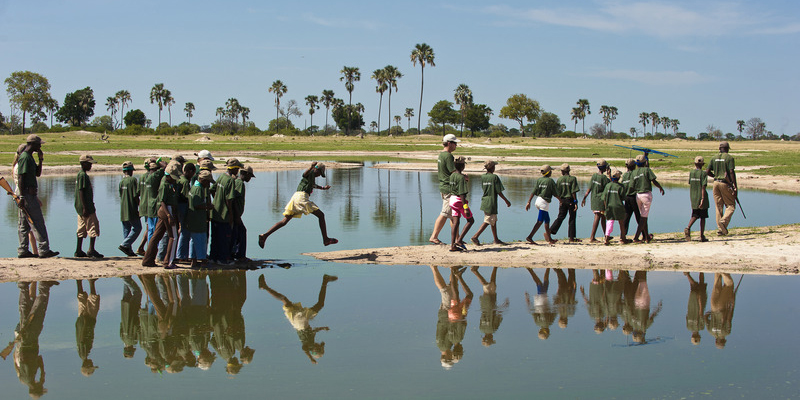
[590,173,610,211]
[187,182,209,233]
[479,173,505,215]
[532,176,557,203]
[621,170,636,197]
[232,178,246,219]
[437,151,456,194]
[449,172,469,197]
[144,169,164,218]
[708,152,735,182]
[555,175,579,200]
[138,172,151,217]
[632,167,657,194]
[296,170,316,194]
[601,181,626,220]
[689,169,709,210]
[211,173,236,223]
[75,170,96,215]
[178,176,190,203]
[119,175,139,222]
[16,151,38,191]
[157,176,180,207]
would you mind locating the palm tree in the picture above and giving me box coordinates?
[394,115,402,131]
[649,112,659,135]
[660,116,671,137]
[453,84,473,137]
[384,65,402,137]
[371,68,388,133]
[410,43,435,134]
[150,83,165,126]
[106,96,118,130]
[599,105,611,137]
[638,112,649,138]
[241,106,250,128]
[305,95,320,133]
[339,66,361,136]
[184,102,195,124]
[576,99,590,136]
[671,119,680,135]
[163,89,175,126]
[115,90,131,129]
[321,89,335,135]
[609,106,618,134]
[405,107,414,131]
[269,80,288,132]
[570,107,581,133]
[215,107,225,124]
[736,119,745,137]
[44,96,59,128]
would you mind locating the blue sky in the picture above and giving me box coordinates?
[2,0,798,136]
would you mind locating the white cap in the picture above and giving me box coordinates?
[443,134,460,143]
[195,150,214,161]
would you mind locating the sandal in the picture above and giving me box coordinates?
[429,238,443,245]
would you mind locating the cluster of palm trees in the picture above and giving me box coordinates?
[149,83,178,127]
[104,90,131,129]
[370,65,403,134]
[570,99,591,136]
[215,98,250,129]
[638,112,680,137]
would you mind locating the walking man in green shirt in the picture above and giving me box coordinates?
[15,134,58,258]
[550,163,581,243]
[706,142,737,236]
[686,156,710,242]
[430,134,459,245]
[75,155,103,259]
[118,161,141,257]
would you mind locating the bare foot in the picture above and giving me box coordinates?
[324,238,339,246]
[258,274,268,290]
[493,240,507,245]
[525,237,537,245]
[471,237,481,246]
[323,274,338,283]
[258,234,267,249]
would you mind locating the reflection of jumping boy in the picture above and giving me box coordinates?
[258,162,338,249]
[471,161,511,246]
[258,274,338,364]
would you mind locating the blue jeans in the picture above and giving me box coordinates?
[120,219,142,249]
[176,203,190,259]
[231,222,247,259]
[190,231,207,260]
[210,221,232,262]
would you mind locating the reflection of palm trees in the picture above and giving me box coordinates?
[410,171,427,244]
[339,168,360,229]
[372,169,398,230]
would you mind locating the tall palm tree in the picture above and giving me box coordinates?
[660,116,671,136]
[570,107,581,133]
[321,89,335,135]
[383,65,402,136]
[305,95,320,133]
[609,106,618,134]
[115,90,131,128]
[394,115,402,131]
[339,66,361,136]
[45,96,59,128]
[410,43,435,134]
[150,83,165,126]
[106,96,118,130]
[649,112,659,135]
[736,119,745,137]
[405,107,414,131]
[671,119,680,135]
[453,84,473,137]
[163,89,175,126]
[638,112,649,138]
[371,68,388,133]
[241,106,250,127]
[184,102,195,124]
[576,99,590,136]
[599,105,611,136]
[269,80,288,132]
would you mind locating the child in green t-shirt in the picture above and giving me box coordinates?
[581,159,611,243]
[471,161,511,246]
[118,161,141,257]
[75,155,103,259]
[525,165,558,245]
[685,156,710,242]
[601,170,628,245]
[448,157,474,251]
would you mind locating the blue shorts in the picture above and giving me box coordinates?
[537,210,550,223]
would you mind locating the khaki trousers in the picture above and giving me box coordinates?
[712,181,736,234]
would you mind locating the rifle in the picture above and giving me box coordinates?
[725,169,747,220]
[0,177,34,225]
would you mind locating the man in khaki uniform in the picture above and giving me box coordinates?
[706,142,737,236]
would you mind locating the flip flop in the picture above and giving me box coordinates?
[449,247,464,252]
[325,238,339,246]
[429,239,443,245]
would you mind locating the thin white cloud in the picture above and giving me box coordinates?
[589,69,711,85]
[482,1,800,38]
[303,13,380,30]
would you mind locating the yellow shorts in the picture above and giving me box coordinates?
[283,192,319,218]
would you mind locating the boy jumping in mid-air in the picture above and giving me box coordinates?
[685,156,709,242]
[448,157,474,252]
[258,162,338,249]
[471,161,511,246]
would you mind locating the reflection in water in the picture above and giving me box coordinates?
[120,276,142,359]
[372,169,398,230]
[334,168,361,230]
[431,266,472,369]
[525,268,555,340]
[257,273,337,364]
[75,279,100,376]
[553,268,577,329]
[581,270,608,334]
[4,281,58,398]
[684,272,707,345]
[625,271,663,344]
[706,273,739,349]
[209,272,253,374]
[471,267,508,347]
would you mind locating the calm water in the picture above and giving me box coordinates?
[1,166,799,399]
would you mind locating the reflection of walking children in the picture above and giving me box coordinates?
[550,164,581,243]
[120,276,142,359]
[684,272,707,345]
[471,161,511,246]
[525,268,556,340]
[582,159,611,243]
[630,271,662,344]
[685,156,710,242]
[75,279,100,376]
[525,165,558,245]
[448,157,474,251]
[258,162,338,250]
[430,266,472,369]
[471,266,509,346]
[258,274,338,364]
[706,273,737,349]
[580,270,608,334]
[553,268,577,329]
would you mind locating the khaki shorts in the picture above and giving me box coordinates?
[78,292,100,318]
[77,213,100,238]
[283,191,319,218]
[440,193,452,216]
[483,214,498,226]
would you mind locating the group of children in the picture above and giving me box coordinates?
[440,147,711,251]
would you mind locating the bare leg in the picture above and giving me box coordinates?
[471,222,489,245]
[258,215,293,248]
[543,222,556,244]
[590,214,601,242]
[430,214,448,243]
[457,218,474,245]
[490,224,504,244]
[526,221,543,244]
[431,266,448,290]
[450,216,461,251]
[310,274,338,312]
[257,274,294,307]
